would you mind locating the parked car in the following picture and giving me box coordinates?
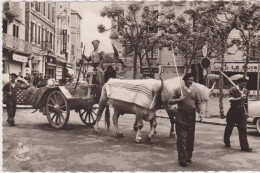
[247,100,260,134]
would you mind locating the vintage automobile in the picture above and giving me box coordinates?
[247,100,260,134]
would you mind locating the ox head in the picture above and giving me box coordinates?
[160,77,216,111]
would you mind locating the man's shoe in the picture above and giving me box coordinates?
[6,119,10,123]
[179,161,187,167]
[225,144,231,148]
[241,147,253,152]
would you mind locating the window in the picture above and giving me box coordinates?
[3,19,7,33]
[71,45,74,55]
[38,26,41,44]
[147,49,158,59]
[52,7,55,22]
[35,25,37,44]
[31,22,34,42]
[35,2,39,11]
[43,2,46,16]
[48,3,50,19]
[13,24,19,38]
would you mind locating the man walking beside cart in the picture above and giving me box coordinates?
[224,77,253,152]
[168,73,202,167]
[3,73,29,126]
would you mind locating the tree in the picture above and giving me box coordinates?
[98,2,176,79]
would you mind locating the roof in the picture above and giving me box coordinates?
[71,9,82,19]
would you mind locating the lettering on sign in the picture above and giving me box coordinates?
[211,63,259,72]
[63,29,67,53]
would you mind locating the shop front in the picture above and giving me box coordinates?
[45,56,56,79]
[211,61,259,90]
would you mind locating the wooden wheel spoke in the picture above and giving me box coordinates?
[54,93,58,103]
[90,113,95,122]
[84,112,88,121]
[55,114,59,124]
[50,97,56,105]
[58,115,61,125]
[91,110,97,115]
[51,113,57,121]
[80,110,87,116]
[60,112,65,121]
[48,104,54,107]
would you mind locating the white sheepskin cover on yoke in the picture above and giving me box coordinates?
[106,79,161,109]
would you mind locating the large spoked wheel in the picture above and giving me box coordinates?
[46,90,70,129]
[256,119,260,135]
[79,105,98,126]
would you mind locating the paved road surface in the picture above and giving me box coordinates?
[2,109,260,172]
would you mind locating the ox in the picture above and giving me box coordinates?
[132,77,216,138]
[94,77,215,143]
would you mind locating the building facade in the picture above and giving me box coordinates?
[24,2,56,78]
[2,2,32,76]
[70,9,82,79]
[55,2,72,79]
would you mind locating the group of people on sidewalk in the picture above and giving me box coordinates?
[169,73,252,167]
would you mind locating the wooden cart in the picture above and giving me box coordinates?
[32,71,100,129]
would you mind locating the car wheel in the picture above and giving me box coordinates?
[256,119,260,135]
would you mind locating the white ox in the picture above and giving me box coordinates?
[94,77,214,143]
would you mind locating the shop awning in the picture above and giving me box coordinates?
[66,68,74,75]
[13,54,28,63]
[56,56,67,63]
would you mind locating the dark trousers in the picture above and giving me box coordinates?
[6,97,17,122]
[224,108,249,149]
[175,110,196,162]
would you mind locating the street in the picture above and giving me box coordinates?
[2,107,260,172]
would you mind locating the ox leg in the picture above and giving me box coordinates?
[94,87,108,133]
[112,110,124,137]
[167,110,176,138]
[136,115,143,143]
[147,116,157,141]
[133,117,138,131]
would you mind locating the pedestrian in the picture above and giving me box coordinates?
[168,73,202,167]
[33,73,39,87]
[24,73,31,84]
[18,72,23,78]
[3,73,30,126]
[223,77,252,152]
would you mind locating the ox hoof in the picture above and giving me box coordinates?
[133,126,138,131]
[169,133,176,138]
[93,130,98,135]
[146,136,152,141]
[136,137,143,143]
[116,132,124,137]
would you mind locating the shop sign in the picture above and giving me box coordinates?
[13,54,28,63]
[62,29,67,54]
[211,62,259,72]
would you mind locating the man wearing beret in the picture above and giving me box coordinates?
[168,73,202,167]
[224,77,252,152]
[3,73,29,126]
[84,40,105,90]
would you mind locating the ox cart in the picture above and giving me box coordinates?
[23,71,100,129]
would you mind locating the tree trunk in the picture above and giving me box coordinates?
[219,54,225,118]
[243,49,249,78]
[139,54,143,77]
[194,58,199,83]
[133,52,137,79]
[257,58,260,100]
[145,51,153,77]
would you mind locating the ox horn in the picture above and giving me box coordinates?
[209,82,216,93]
[149,78,163,110]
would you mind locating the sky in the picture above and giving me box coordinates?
[70,1,113,56]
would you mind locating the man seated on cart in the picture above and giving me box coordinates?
[84,39,105,90]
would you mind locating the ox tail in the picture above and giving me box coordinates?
[149,77,164,110]
[104,105,110,131]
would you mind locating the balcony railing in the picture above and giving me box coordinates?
[3,2,22,21]
[2,33,32,53]
[42,41,52,51]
